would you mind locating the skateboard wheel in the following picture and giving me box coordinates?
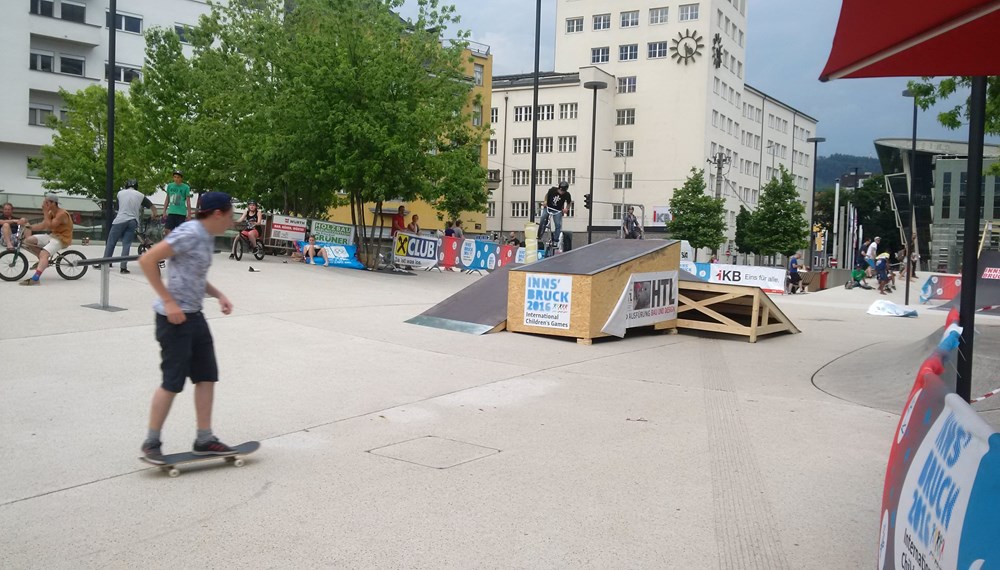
[168,468,180,478]
[233,458,245,467]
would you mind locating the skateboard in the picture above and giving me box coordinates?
[139,441,260,478]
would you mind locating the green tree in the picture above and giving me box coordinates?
[908,76,1000,176]
[667,168,725,261]
[850,176,902,255]
[734,205,754,254]
[747,166,809,256]
[36,86,144,201]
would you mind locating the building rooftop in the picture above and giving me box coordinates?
[874,138,1000,157]
[491,71,582,90]
[744,84,819,123]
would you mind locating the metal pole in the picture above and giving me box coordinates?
[104,0,117,241]
[905,95,917,306]
[528,0,541,223]
[833,179,841,265]
[957,76,988,402]
[806,137,825,268]
[587,86,598,244]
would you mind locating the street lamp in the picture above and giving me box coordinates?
[584,80,607,245]
[806,137,826,268]
[603,147,628,235]
[902,89,919,306]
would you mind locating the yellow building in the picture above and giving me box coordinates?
[325,43,495,237]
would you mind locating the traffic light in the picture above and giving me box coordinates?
[583,193,592,209]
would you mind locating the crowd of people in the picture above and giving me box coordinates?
[846,236,919,294]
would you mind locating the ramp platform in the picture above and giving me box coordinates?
[676,271,799,343]
[406,264,519,335]
[937,250,1000,312]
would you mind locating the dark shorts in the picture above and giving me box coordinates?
[164,214,187,231]
[155,312,218,393]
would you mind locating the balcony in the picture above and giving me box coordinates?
[487,169,501,190]
[30,13,102,47]
[28,69,100,95]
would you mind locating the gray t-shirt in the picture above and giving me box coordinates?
[113,188,152,224]
[153,220,213,315]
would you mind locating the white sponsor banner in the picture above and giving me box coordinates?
[708,263,786,294]
[650,206,672,227]
[271,215,308,242]
[523,273,572,329]
[392,231,439,269]
[679,240,695,262]
[310,220,354,245]
[602,271,679,337]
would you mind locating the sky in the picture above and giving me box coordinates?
[398,0,992,159]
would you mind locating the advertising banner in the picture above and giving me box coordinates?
[458,238,499,271]
[878,317,1000,570]
[271,215,308,242]
[393,232,438,270]
[919,275,961,303]
[439,236,461,269]
[310,220,355,246]
[707,263,785,294]
[523,273,573,329]
[496,245,519,268]
[650,206,672,227]
[296,241,364,270]
[602,271,679,337]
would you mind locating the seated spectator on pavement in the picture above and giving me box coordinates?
[302,235,329,266]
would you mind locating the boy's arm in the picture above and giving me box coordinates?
[205,282,232,315]
[139,240,186,324]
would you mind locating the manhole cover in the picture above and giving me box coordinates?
[368,436,500,469]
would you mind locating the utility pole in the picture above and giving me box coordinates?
[707,152,731,257]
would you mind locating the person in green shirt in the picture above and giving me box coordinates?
[162,170,192,236]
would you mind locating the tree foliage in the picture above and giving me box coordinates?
[908,76,1000,175]
[745,166,808,256]
[36,86,144,201]
[734,205,753,254]
[667,168,725,261]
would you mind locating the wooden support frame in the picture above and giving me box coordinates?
[676,280,799,343]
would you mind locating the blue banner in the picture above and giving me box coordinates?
[296,241,365,270]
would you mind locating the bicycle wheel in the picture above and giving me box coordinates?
[253,242,265,260]
[55,250,89,280]
[0,250,29,282]
[137,243,149,256]
[234,238,245,261]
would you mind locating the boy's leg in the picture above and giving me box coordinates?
[104,222,125,261]
[119,219,137,270]
[194,382,215,431]
[188,313,234,454]
[148,387,178,432]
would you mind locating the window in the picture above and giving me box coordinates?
[472,103,482,126]
[649,7,669,24]
[648,41,669,59]
[558,136,577,153]
[29,52,54,72]
[620,10,639,28]
[557,169,576,185]
[512,170,530,186]
[739,30,745,47]
[513,138,531,154]
[61,2,86,23]
[30,0,53,17]
[619,44,639,62]
[488,140,497,155]
[107,11,142,33]
[591,47,610,64]
[566,17,584,33]
[717,9,724,27]
[617,76,636,93]
[536,137,553,153]
[28,104,54,127]
[490,107,498,124]
[564,202,575,218]
[537,104,555,121]
[613,173,633,189]
[737,61,743,78]
[473,64,484,86]
[679,3,699,21]
[514,106,532,122]
[593,13,611,30]
[60,55,85,76]
[512,201,529,218]
[617,108,635,125]
[175,24,191,44]
[487,201,496,218]
[712,110,719,128]
[106,64,142,83]
[612,204,624,220]
[536,169,553,185]
[27,157,42,179]
[615,140,634,157]
[994,177,1000,219]
[559,103,578,120]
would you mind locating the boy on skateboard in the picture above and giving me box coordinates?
[138,192,237,464]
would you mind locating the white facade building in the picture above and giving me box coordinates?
[0,0,210,200]
[488,0,818,259]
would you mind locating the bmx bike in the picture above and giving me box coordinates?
[230,226,265,261]
[0,227,89,282]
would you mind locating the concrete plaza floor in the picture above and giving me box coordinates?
[0,248,973,568]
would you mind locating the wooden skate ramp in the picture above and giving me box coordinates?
[406,264,519,335]
[676,272,798,342]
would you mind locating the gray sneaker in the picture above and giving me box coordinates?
[141,441,166,465]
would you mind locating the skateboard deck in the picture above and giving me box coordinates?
[140,441,260,477]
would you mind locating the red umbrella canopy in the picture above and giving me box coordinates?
[820,0,1000,80]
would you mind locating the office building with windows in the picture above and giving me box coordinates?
[488,0,818,258]
[0,0,209,205]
